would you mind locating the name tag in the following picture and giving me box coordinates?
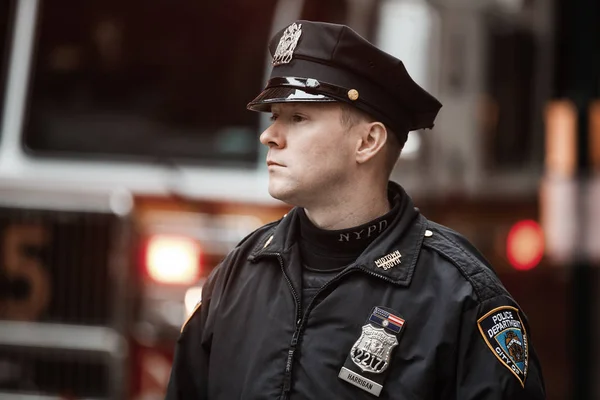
[338,367,383,397]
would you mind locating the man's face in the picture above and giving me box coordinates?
[260,103,358,207]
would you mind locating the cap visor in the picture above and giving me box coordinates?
[247,87,336,112]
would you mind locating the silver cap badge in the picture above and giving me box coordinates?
[272,23,302,66]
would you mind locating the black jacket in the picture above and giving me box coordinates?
[166,183,545,399]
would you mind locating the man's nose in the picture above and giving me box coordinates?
[259,123,285,148]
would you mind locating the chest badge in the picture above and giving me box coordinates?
[339,307,405,396]
[350,325,398,374]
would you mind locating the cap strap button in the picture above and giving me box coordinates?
[306,78,320,88]
[348,89,359,101]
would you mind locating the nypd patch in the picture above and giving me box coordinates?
[477,306,529,387]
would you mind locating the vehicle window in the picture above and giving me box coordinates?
[302,0,349,24]
[0,1,16,128]
[301,0,379,38]
[23,0,278,166]
[482,18,540,170]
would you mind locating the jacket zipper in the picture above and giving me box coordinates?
[252,252,397,399]
[281,265,372,399]
[257,252,302,326]
[253,252,302,399]
[356,264,398,284]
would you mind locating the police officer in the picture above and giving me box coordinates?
[166,20,546,399]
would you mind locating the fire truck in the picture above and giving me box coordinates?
[0,0,571,398]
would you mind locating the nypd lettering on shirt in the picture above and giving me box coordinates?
[339,306,405,396]
[477,305,529,387]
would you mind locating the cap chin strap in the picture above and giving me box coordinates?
[265,77,355,101]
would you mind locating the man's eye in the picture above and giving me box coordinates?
[292,115,306,123]
[269,114,278,122]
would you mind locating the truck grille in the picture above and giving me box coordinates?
[0,345,110,398]
[0,208,118,325]
[0,206,132,399]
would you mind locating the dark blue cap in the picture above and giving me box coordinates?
[247,20,442,137]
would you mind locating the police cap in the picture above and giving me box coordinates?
[247,20,442,138]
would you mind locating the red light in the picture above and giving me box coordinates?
[145,235,200,284]
[506,220,544,271]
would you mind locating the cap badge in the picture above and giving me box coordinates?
[273,23,302,66]
[348,89,359,101]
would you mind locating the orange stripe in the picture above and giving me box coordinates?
[180,301,202,334]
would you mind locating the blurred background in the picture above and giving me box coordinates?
[0,0,598,398]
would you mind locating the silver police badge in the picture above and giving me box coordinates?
[272,23,302,66]
[350,325,398,374]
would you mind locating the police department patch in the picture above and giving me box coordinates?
[477,306,529,387]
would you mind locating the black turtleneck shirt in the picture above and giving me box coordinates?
[297,191,401,310]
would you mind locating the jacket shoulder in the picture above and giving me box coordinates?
[202,217,282,294]
[234,216,282,251]
[421,220,509,303]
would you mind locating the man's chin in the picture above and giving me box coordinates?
[268,188,290,203]
[268,184,297,205]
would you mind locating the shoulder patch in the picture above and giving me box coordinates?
[477,306,529,387]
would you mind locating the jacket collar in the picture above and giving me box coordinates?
[249,181,426,286]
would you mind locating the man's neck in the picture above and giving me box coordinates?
[303,184,390,230]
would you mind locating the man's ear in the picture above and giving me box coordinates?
[355,122,388,164]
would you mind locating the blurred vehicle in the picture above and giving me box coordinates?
[0,0,568,399]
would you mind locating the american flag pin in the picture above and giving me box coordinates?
[368,307,405,334]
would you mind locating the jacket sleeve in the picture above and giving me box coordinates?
[165,263,224,400]
[455,296,546,399]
